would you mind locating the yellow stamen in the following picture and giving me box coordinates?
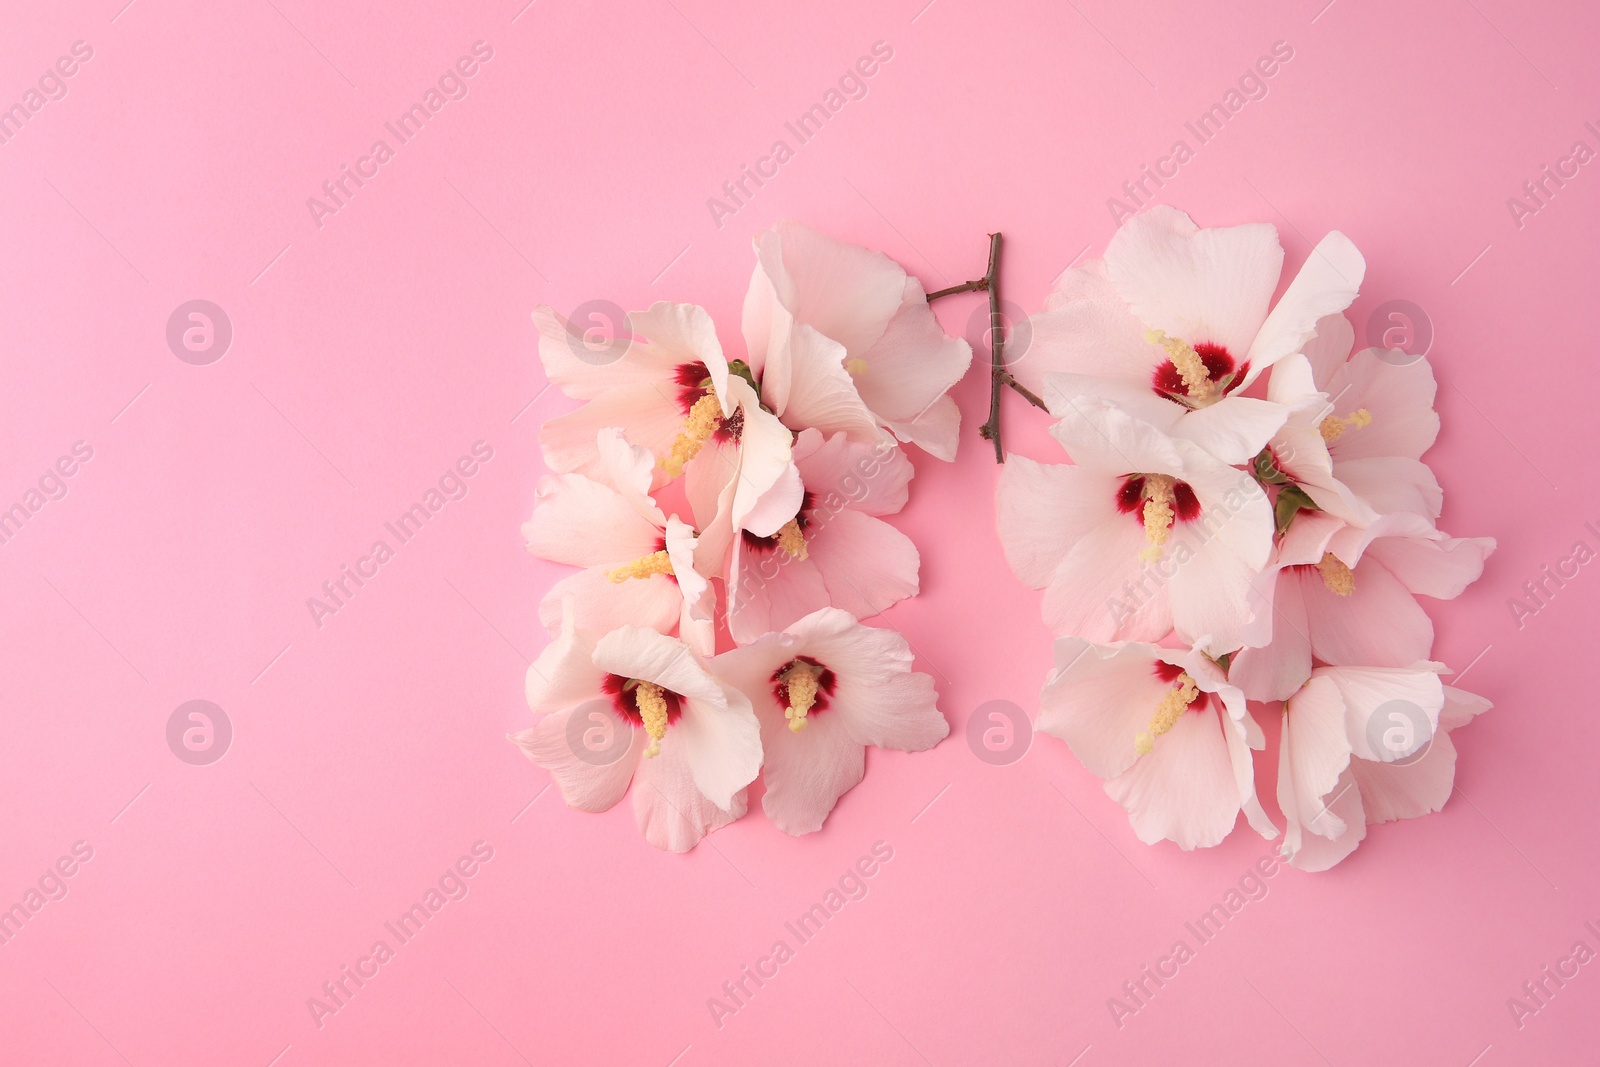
[607,550,673,583]
[776,517,808,560]
[845,357,869,377]
[780,661,821,733]
[660,392,722,478]
[1145,328,1219,402]
[1319,408,1372,444]
[636,680,669,758]
[1317,552,1355,596]
[1134,672,1200,755]
[1138,473,1177,563]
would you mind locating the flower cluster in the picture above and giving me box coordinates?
[1000,206,1495,870]
[513,221,968,851]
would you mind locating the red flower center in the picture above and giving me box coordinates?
[1152,660,1211,712]
[674,361,745,442]
[1115,476,1201,522]
[1151,343,1248,402]
[769,655,836,715]
[601,674,683,725]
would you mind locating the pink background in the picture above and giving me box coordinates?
[2,0,1596,1063]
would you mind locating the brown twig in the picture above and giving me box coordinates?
[925,278,989,300]
[994,368,1048,411]
[975,232,1006,461]
[927,235,1042,459]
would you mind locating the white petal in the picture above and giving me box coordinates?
[1278,679,1360,868]
[1039,371,1185,430]
[746,220,906,364]
[1325,349,1439,462]
[1104,708,1243,850]
[881,394,962,461]
[537,568,681,638]
[740,251,783,380]
[786,606,913,680]
[1036,639,1171,780]
[525,600,605,714]
[726,377,804,537]
[629,301,733,417]
[686,438,741,579]
[1042,517,1172,642]
[834,670,947,752]
[1440,684,1492,731]
[532,304,681,401]
[1168,531,1267,654]
[851,276,973,432]
[1265,351,1325,408]
[996,456,1121,589]
[1104,205,1284,361]
[1302,556,1434,668]
[1350,732,1457,824]
[665,516,712,623]
[1243,231,1365,383]
[1236,510,1340,660]
[1315,665,1444,764]
[1173,441,1274,570]
[540,383,684,479]
[757,710,866,836]
[678,608,715,660]
[1277,508,1344,566]
[1334,456,1443,520]
[1364,533,1494,600]
[793,429,913,518]
[710,630,799,698]
[1230,570,1314,703]
[592,627,724,704]
[1280,679,1352,836]
[767,322,884,443]
[808,509,920,621]
[674,685,764,811]
[1270,414,1381,529]
[1043,255,1121,310]
[1283,767,1365,872]
[631,730,747,852]
[1169,395,1290,466]
[522,472,661,568]
[1223,704,1279,840]
[1300,313,1355,387]
[510,704,642,813]
[1048,397,1188,477]
[1010,292,1160,399]
[726,541,832,646]
[594,427,668,526]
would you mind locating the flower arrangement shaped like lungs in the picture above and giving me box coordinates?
[1000,206,1494,871]
[515,221,969,851]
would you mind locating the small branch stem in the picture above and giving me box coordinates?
[994,368,1048,410]
[927,235,1038,460]
[925,278,989,301]
[976,232,1006,462]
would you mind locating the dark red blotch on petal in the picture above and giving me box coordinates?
[602,673,684,724]
[1115,476,1202,523]
[1173,482,1201,522]
[1115,477,1144,514]
[674,361,712,412]
[1151,343,1248,400]
[674,361,746,442]
[1152,659,1211,713]
[768,655,837,716]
